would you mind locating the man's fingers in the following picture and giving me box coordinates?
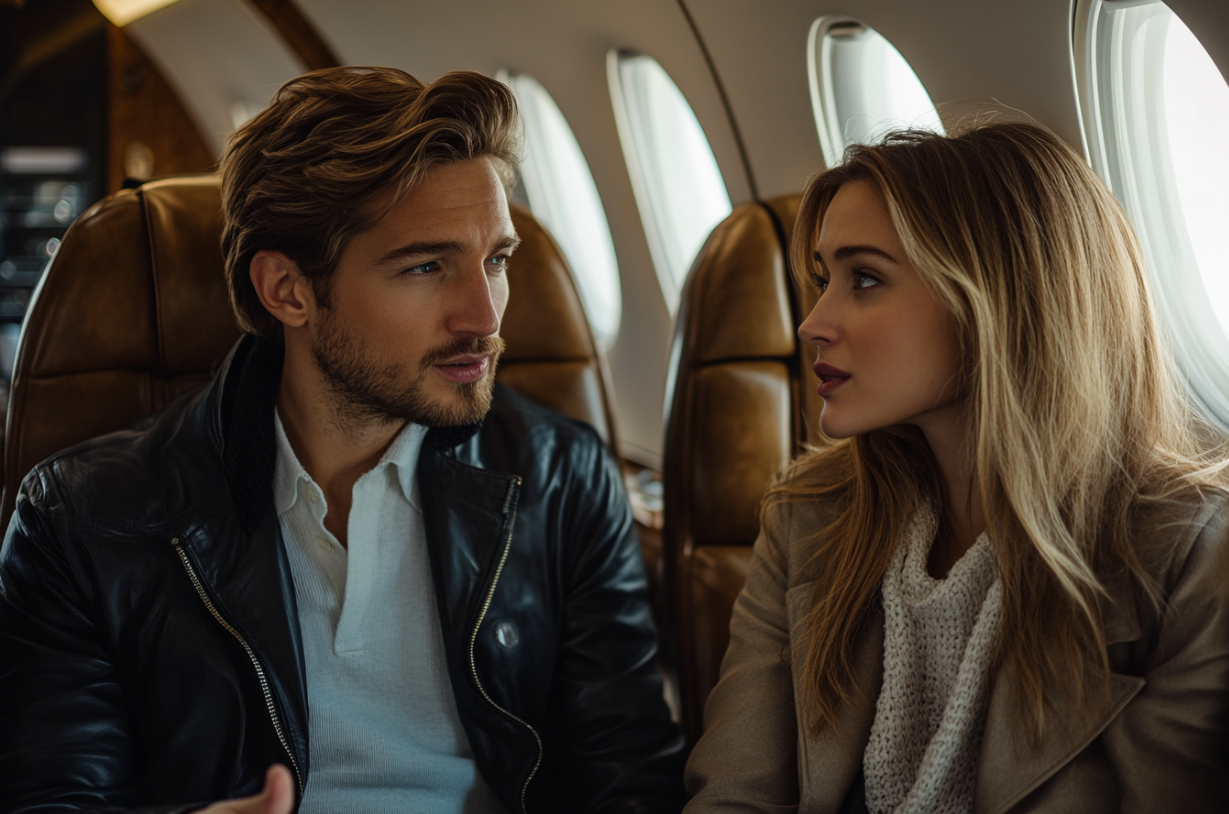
[262,764,295,814]
[190,764,295,814]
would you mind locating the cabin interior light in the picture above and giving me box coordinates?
[91,0,180,27]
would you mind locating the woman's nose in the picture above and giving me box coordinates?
[798,294,836,348]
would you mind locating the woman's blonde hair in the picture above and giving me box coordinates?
[776,122,1227,741]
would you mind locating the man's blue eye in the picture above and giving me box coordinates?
[405,261,438,275]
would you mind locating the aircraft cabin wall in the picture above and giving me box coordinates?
[6,0,1229,466]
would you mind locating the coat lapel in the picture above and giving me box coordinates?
[796,568,1147,814]
[801,606,885,814]
[417,447,520,651]
[973,577,1146,814]
[167,336,312,780]
[179,509,311,778]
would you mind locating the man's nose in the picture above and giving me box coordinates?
[447,264,502,337]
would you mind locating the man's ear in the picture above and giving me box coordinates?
[250,250,315,329]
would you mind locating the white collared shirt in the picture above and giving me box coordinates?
[273,412,506,814]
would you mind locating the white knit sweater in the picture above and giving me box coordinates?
[863,505,1003,814]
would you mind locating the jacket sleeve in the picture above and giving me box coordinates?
[0,470,199,814]
[530,434,687,814]
[1102,497,1229,811]
[683,501,800,814]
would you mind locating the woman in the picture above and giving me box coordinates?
[683,122,1229,813]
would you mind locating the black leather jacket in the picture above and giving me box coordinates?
[0,335,685,814]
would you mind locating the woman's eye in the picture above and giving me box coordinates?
[854,271,881,290]
[811,273,829,293]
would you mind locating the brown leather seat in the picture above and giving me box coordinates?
[1,175,619,529]
[662,194,818,744]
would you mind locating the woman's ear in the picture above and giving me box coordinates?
[250,250,315,329]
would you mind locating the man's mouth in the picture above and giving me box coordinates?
[434,354,491,384]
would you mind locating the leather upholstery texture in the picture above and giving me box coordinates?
[498,208,619,448]
[1,175,618,530]
[663,194,814,744]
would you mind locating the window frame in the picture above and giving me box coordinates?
[499,70,623,346]
[607,49,732,315]
[807,15,944,169]
[808,15,866,169]
[1074,0,1229,428]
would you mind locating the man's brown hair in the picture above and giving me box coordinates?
[220,66,520,337]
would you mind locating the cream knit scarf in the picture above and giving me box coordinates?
[863,504,1003,814]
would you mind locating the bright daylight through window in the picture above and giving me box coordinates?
[501,72,622,346]
[1076,0,1229,427]
[808,17,944,168]
[608,51,731,315]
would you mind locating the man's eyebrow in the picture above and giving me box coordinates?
[374,234,521,266]
[812,244,899,266]
[375,241,465,266]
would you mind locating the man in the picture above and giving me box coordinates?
[0,67,684,814]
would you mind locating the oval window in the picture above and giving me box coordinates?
[808,17,944,168]
[1075,0,1229,427]
[608,51,732,315]
[501,72,622,346]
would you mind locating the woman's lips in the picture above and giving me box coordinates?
[813,362,850,397]
[434,355,490,384]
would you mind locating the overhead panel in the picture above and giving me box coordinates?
[125,0,306,157]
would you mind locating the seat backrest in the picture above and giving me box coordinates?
[2,175,617,529]
[662,194,816,744]
[498,207,619,447]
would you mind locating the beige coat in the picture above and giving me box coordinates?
[684,492,1229,813]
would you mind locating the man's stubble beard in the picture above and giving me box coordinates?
[310,308,505,430]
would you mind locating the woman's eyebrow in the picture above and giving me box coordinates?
[831,244,899,263]
[812,244,898,269]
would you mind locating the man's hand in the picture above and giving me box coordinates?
[194,765,295,814]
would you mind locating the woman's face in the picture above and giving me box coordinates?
[798,180,964,440]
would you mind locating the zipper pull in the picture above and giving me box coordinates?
[502,476,522,515]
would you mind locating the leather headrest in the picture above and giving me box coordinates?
[3,175,617,526]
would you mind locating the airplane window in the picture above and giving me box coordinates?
[608,51,732,315]
[1075,0,1229,427]
[500,72,622,346]
[808,17,944,168]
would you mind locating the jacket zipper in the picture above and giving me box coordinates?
[171,536,305,795]
[468,477,542,814]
